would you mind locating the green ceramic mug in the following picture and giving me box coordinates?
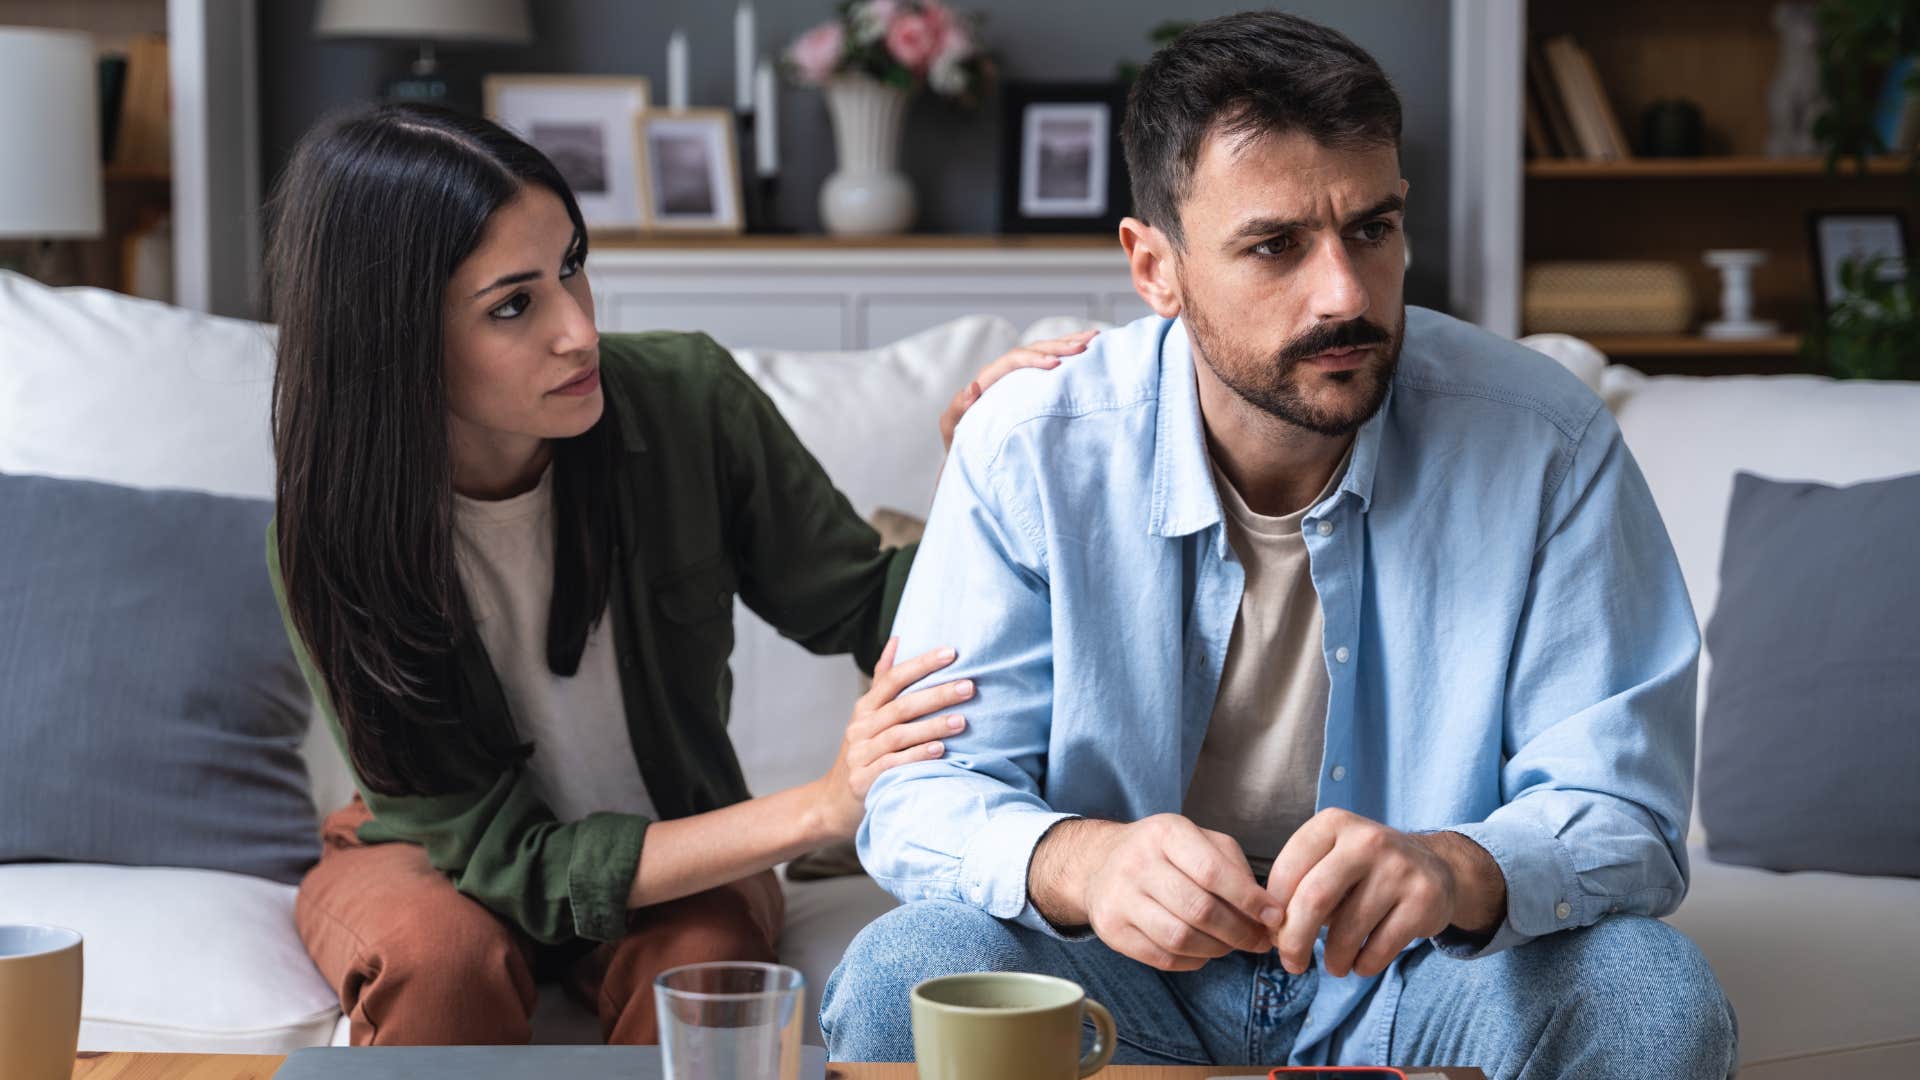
[910,972,1116,1080]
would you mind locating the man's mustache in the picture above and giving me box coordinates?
[1276,318,1392,365]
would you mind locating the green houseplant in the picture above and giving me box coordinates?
[1803,255,1920,378]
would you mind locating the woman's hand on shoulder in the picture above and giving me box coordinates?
[813,637,973,840]
[939,330,1099,452]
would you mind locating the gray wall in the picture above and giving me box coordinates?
[260,1,1452,308]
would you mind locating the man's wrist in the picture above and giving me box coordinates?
[1026,818,1115,929]
[1417,829,1507,936]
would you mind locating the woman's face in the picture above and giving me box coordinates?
[442,185,602,462]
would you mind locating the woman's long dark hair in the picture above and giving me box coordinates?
[267,103,612,797]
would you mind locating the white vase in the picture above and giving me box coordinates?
[819,75,916,235]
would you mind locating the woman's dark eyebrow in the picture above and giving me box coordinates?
[468,232,586,301]
[469,270,541,300]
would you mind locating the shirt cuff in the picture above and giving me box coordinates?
[566,812,651,943]
[958,807,1088,939]
[1429,818,1583,960]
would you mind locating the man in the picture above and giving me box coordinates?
[823,12,1735,1079]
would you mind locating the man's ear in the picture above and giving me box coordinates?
[1119,217,1181,318]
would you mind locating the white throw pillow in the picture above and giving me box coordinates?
[0,863,339,1052]
[0,271,278,498]
[1517,332,1608,394]
[724,315,1020,798]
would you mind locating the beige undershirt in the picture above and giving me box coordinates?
[453,465,656,824]
[1184,449,1349,882]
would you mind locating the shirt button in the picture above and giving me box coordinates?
[1555,901,1572,920]
[1316,520,1334,537]
[1334,646,1351,664]
[1330,765,1347,782]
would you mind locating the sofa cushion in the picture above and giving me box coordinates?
[0,270,278,499]
[1698,471,1920,877]
[1601,367,1920,839]
[0,863,339,1052]
[777,872,900,1045]
[0,472,317,883]
[724,315,1018,799]
[1667,845,1920,1072]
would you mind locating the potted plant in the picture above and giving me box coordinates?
[785,1,991,234]
[1812,0,1920,170]
[1803,255,1920,378]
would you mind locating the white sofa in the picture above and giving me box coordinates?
[1,273,1915,1075]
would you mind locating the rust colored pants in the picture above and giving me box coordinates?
[295,798,784,1045]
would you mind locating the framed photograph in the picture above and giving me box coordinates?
[999,82,1131,234]
[1808,209,1910,309]
[636,109,743,234]
[483,75,652,232]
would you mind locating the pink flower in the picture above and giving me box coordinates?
[785,21,844,84]
[933,17,972,67]
[885,12,940,75]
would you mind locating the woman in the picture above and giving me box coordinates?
[265,103,1092,1046]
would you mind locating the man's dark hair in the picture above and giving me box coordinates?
[1121,11,1402,249]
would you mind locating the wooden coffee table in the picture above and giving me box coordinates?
[73,1051,1487,1079]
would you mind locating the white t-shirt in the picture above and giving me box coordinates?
[453,465,656,823]
[1184,452,1348,881]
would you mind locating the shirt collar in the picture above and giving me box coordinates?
[1149,315,1388,540]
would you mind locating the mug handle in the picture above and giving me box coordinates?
[1078,998,1116,1077]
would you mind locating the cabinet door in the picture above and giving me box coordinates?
[859,295,1102,348]
[598,293,848,351]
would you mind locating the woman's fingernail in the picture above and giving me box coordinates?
[947,715,966,730]
[954,680,974,697]
[926,742,944,755]
[939,647,957,661]
[1261,907,1284,926]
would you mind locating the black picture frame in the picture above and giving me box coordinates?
[1806,208,1910,311]
[998,81,1131,234]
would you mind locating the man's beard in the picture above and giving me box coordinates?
[1183,289,1404,438]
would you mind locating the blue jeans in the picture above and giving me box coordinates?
[821,901,1738,1079]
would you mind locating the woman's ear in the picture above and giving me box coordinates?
[1119,217,1181,319]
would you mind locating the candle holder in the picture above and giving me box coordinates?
[1701,249,1780,340]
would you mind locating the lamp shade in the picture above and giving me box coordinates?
[315,0,532,45]
[0,27,102,239]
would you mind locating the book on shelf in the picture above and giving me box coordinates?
[1527,42,1578,160]
[98,53,127,164]
[114,35,170,176]
[1875,55,1920,153]
[1542,34,1631,161]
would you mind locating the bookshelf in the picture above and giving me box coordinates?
[1520,0,1919,376]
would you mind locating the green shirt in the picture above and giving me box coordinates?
[268,331,915,944]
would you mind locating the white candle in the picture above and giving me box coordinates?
[666,29,688,111]
[734,2,755,112]
[754,58,779,176]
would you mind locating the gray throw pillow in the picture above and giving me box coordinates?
[0,472,317,883]
[1700,470,1920,878]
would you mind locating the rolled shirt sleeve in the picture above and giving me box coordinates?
[856,412,1084,937]
[1433,407,1698,960]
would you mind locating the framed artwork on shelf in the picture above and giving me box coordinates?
[998,81,1131,234]
[483,75,652,232]
[1808,209,1909,310]
[636,108,743,235]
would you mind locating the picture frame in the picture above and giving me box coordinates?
[1807,209,1910,310]
[635,108,744,235]
[483,75,652,233]
[998,81,1131,234]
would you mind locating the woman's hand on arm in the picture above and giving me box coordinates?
[939,331,1098,452]
[624,637,969,910]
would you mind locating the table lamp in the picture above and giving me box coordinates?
[0,26,103,283]
[315,0,532,103]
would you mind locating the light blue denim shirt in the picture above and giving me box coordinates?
[860,307,1699,1056]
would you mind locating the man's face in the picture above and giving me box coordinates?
[1171,126,1408,437]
